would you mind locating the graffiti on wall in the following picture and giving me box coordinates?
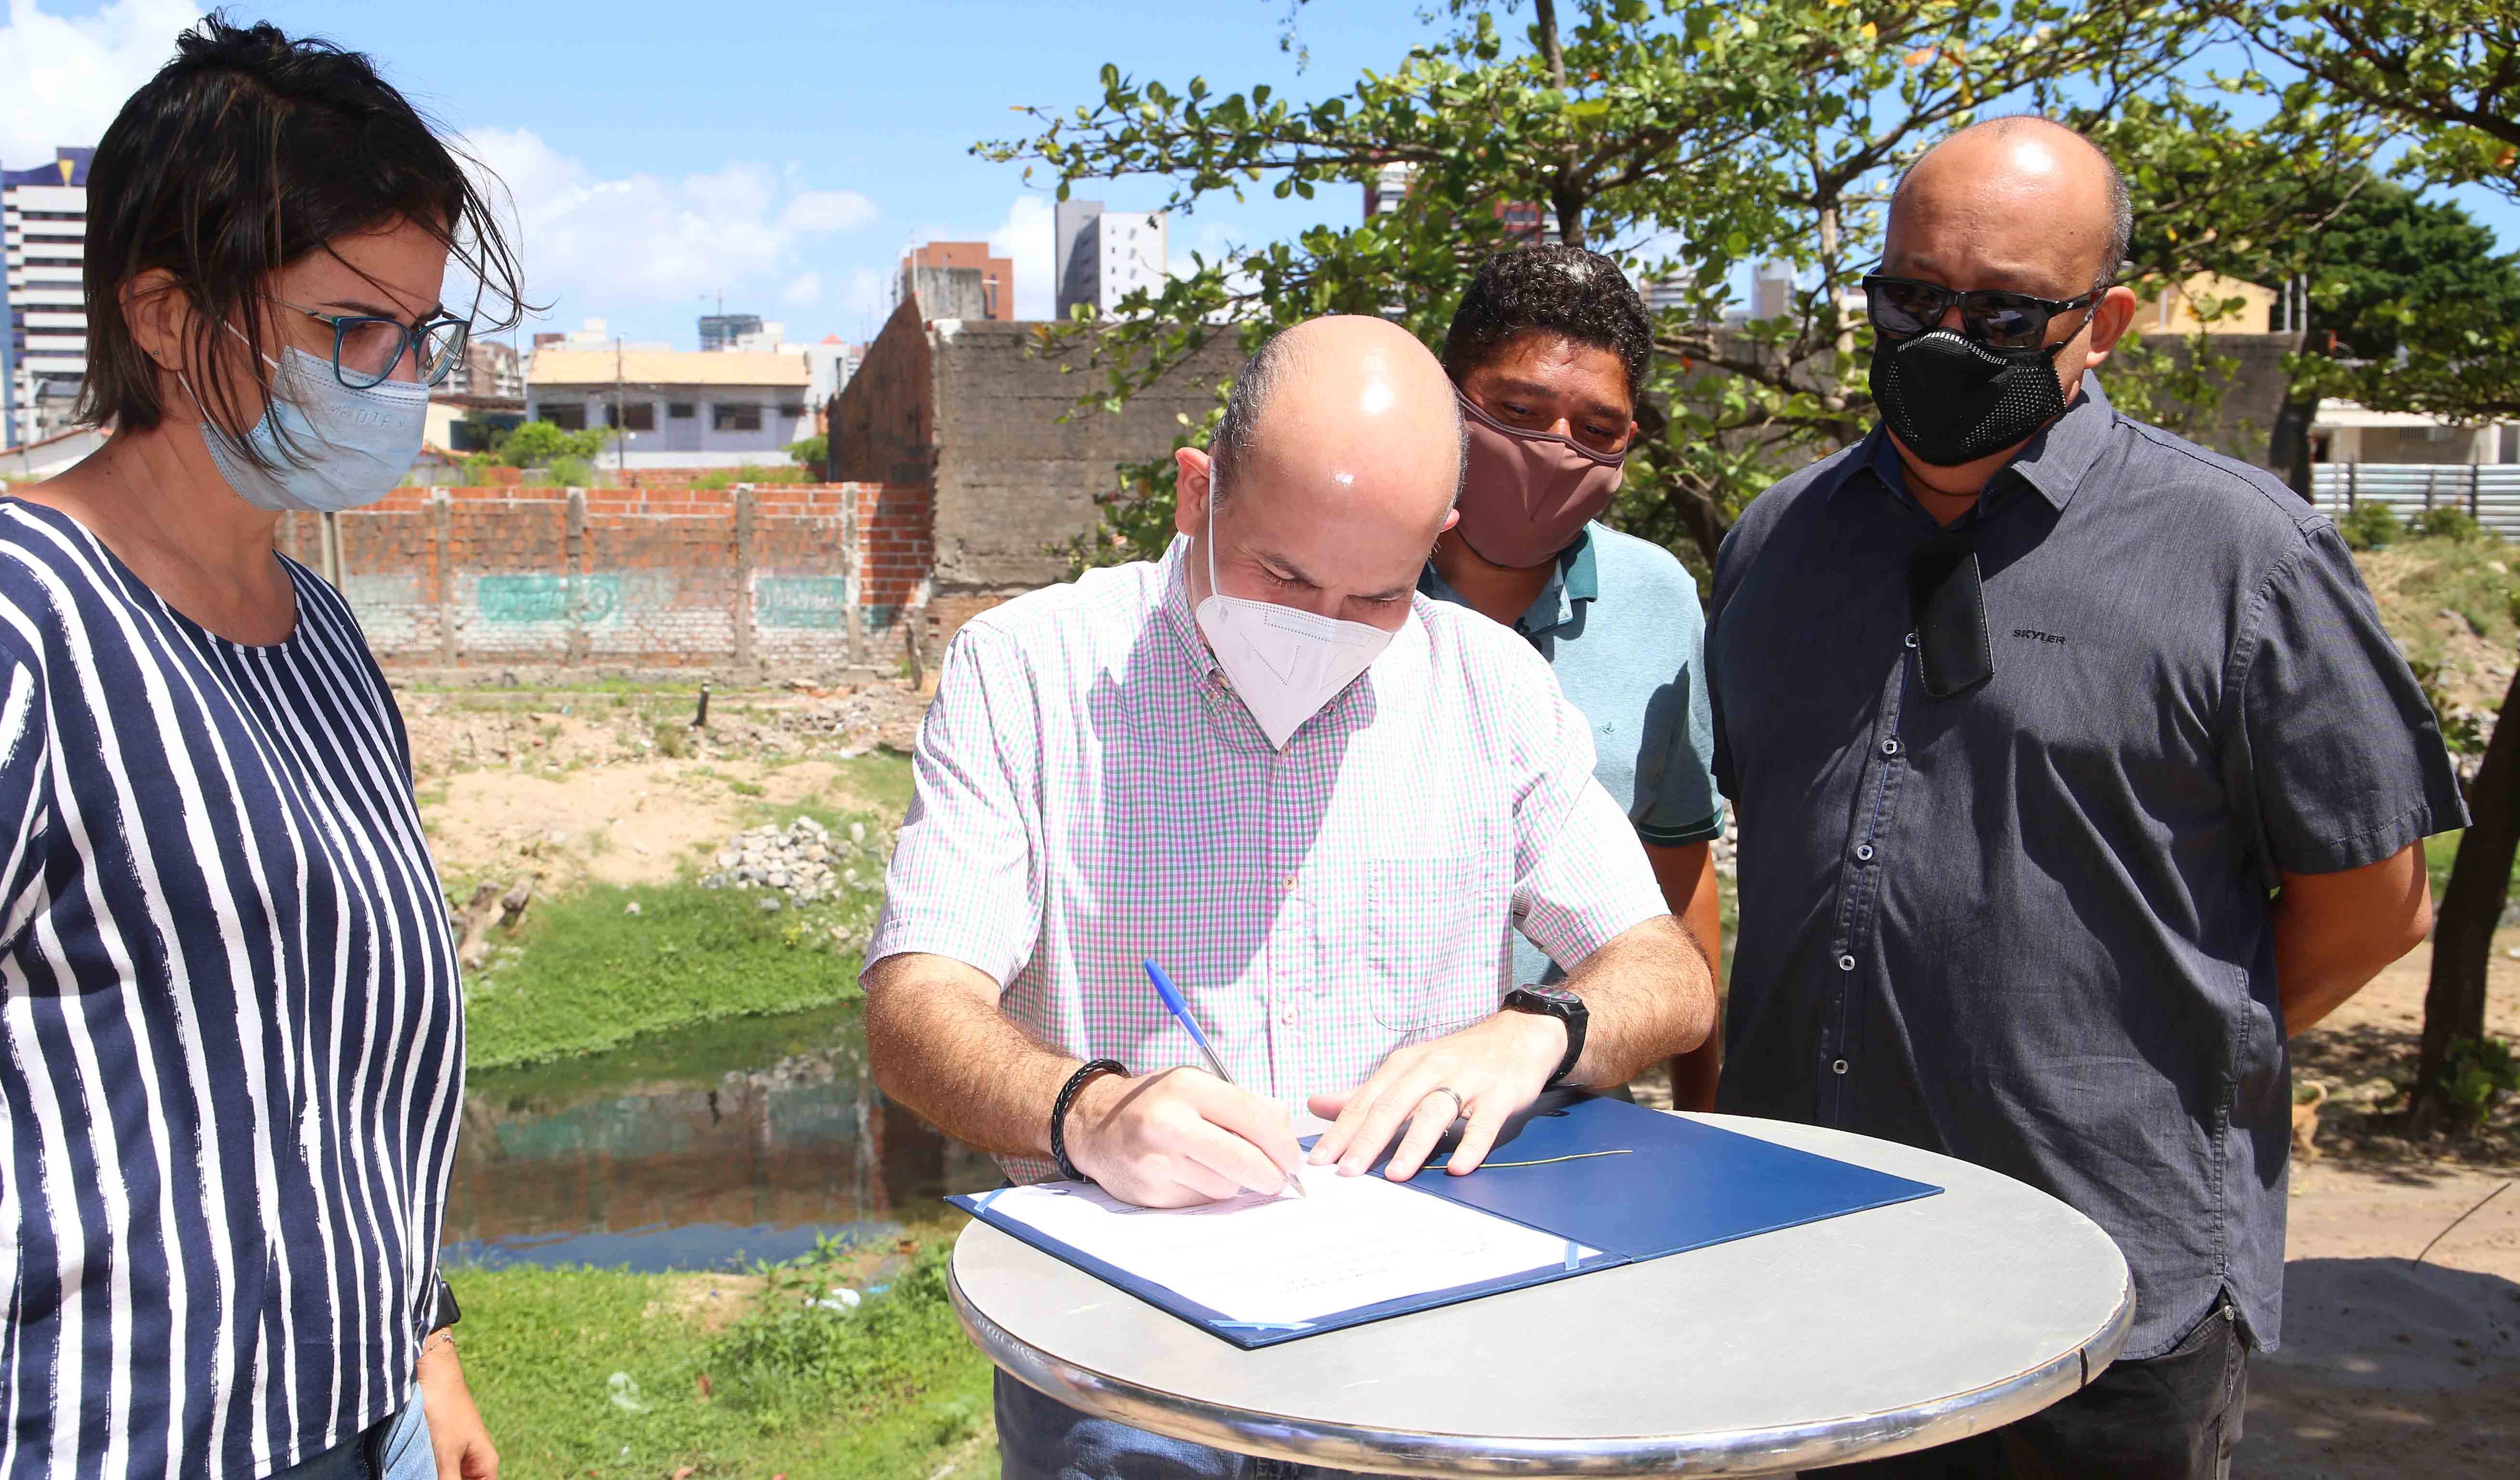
[476,574,623,626]
[755,575,852,630]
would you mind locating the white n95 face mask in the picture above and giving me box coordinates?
[1194,531,1399,749]
[195,340,430,514]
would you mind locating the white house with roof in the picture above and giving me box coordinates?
[524,348,813,468]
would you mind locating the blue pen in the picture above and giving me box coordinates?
[1143,959,1308,1198]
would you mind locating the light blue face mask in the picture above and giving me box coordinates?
[192,340,431,514]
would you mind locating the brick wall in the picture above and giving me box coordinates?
[287,482,927,673]
[829,302,1242,655]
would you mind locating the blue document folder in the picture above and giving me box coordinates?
[949,1095,1940,1349]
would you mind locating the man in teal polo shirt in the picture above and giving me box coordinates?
[1420,244,1727,1106]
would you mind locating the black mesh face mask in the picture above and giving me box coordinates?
[1869,329,2069,467]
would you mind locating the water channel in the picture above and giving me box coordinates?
[441,1002,1001,1271]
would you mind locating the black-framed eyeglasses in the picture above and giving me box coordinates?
[1861,274,2099,351]
[276,299,471,390]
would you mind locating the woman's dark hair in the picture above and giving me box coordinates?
[1441,245,1652,402]
[77,13,525,458]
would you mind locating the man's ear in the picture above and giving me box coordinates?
[1174,447,1215,538]
[2080,284,2138,370]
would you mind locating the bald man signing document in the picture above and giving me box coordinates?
[865,315,1712,1480]
[1709,118,2463,1478]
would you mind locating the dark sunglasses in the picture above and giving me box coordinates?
[276,299,471,390]
[1862,274,2099,352]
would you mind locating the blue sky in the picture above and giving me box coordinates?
[3,0,2511,353]
[3,0,1433,347]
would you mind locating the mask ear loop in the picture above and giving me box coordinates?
[172,359,272,475]
[1455,390,1629,467]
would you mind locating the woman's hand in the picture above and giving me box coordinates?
[416,1334,499,1480]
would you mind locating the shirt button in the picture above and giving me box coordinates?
[1855,844,1875,862]
[1879,738,1901,757]
[1280,874,1298,892]
[1280,1009,1297,1025]
[1836,953,1856,972]
[1833,1059,1850,1075]
[1904,631,1919,649]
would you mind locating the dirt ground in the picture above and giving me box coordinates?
[2237,934,2520,1479]
[399,681,928,894]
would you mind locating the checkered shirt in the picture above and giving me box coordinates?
[867,537,1669,1180]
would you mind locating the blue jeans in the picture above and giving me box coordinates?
[996,1372,1397,1480]
[266,1391,435,1480]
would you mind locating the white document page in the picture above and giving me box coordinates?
[980,1164,1587,1325]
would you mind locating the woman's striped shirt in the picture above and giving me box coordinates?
[0,501,464,1476]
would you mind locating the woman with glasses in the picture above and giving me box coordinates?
[0,17,518,1479]
[1414,245,1728,1109]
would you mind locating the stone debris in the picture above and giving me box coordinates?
[701,816,866,904]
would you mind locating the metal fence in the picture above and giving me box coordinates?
[2310,463,2520,540]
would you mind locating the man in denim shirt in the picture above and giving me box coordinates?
[1708,118,2462,1477]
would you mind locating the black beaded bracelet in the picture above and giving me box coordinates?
[1051,1058,1127,1182]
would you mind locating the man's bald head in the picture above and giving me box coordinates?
[1209,314,1466,507]
[1175,314,1465,630]
[1891,116,2130,294]
[1872,115,2142,498]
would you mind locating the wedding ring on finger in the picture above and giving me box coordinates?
[1422,1086,1466,1123]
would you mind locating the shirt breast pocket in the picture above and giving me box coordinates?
[1361,854,1505,1036]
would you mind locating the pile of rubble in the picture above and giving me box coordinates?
[699,816,868,905]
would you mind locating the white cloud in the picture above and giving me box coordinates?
[988,196,1057,320]
[460,127,881,341]
[0,0,203,169]
[1171,218,1246,282]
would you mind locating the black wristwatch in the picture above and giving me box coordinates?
[1502,984,1588,1088]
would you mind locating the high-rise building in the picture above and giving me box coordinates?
[699,313,765,352]
[806,334,862,420]
[1494,200,1548,243]
[901,242,1014,321]
[3,147,94,449]
[1052,200,1168,318]
[1364,161,1416,220]
[1638,275,1691,317]
[452,337,524,398]
[1365,164,1546,246]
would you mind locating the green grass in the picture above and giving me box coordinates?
[814,752,916,818]
[455,1236,999,1480]
[2425,829,2520,902]
[462,880,871,1069]
[687,462,817,489]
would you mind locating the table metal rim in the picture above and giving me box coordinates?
[950,1255,2135,1477]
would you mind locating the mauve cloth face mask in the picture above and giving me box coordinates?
[1453,391,1628,569]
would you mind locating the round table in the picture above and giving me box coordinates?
[950,1113,2132,1476]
